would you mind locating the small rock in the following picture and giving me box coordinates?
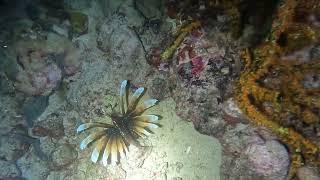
[245,140,290,179]
[222,98,243,119]
[172,177,183,180]
[0,97,24,135]
[36,114,65,138]
[25,3,42,20]
[96,14,142,61]
[22,96,49,127]
[134,0,163,20]
[52,144,78,167]
[0,135,28,161]
[297,166,320,180]
[17,148,50,180]
[64,0,91,10]
[39,137,58,158]
[117,0,145,27]
[310,44,320,60]
[150,77,170,100]
[68,11,88,36]
[303,74,320,89]
[220,67,230,75]
[0,160,21,179]
[217,14,229,23]
[99,0,126,17]
[46,171,64,180]
[63,111,82,138]
[51,24,69,37]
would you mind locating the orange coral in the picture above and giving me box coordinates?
[237,0,320,178]
[160,21,201,61]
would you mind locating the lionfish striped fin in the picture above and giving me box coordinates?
[127,87,145,113]
[130,99,158,116]
[116,137,126,159]
[133,120,159,129]
[119,80,129,115]
[123,127,142,147]
[77,123,114,133]
[120,137,129,155]
[133,126,152,136]
[132,128,145,138]
[80,130,106,150]
[133,115,160,123]
[91,135,108,163]
[102,135,113,166]
[110,137,119,165]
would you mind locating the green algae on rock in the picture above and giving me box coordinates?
[68,11,88,36]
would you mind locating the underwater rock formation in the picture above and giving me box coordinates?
[3,33,81,96]
[96,14,143,61]
[245,139,290,179]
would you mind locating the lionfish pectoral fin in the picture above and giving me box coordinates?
[134,126,153,136]
[131,99,159,116]
[80,130,106,150]
[124,130,142,148]
[110,136,119,166]
[102,135,113,166]
[91,135,108,163]
[132,115,161,129]
[116,137,125,159]
[127,87,145,113]
[76,122,114,133]
[120,80,129,115]
[101,128,128,165]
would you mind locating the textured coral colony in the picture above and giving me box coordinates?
[237,0,320,177]
[157,0,320,178]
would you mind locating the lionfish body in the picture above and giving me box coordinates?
[77,80,160,166]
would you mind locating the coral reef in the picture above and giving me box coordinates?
[236,0,320,178]
[2,32,81,96]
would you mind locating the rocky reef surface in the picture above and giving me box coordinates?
[0,0,319,180]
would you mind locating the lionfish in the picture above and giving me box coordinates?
[76,80,161,166]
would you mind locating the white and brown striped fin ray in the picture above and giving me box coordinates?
[126,87,145,114]
[119,80,130,115]
[77,122,114,133]
[80,130,106,150]
[99,129,129,166]
[130,99,159,117]
[102,134,113,166]
[132,115,160,129]
[91,135,108,163]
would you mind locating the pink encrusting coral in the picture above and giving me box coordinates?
[31,64,62,96]
[174,27,209,81]
[9,33,81,96]
[191,56,205,77]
